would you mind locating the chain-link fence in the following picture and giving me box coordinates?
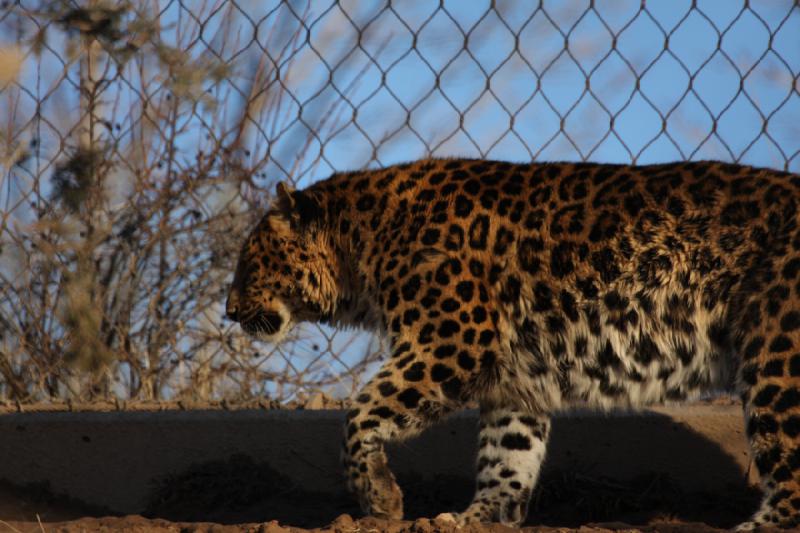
[0,0,798,404]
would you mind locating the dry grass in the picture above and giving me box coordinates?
[0,46,23,86]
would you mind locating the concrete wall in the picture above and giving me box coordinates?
[0,405,754,514]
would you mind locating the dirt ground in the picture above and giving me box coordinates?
[0,455,762,533]
[0,398,771,532]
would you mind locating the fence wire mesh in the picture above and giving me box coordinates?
[0,0,798,403]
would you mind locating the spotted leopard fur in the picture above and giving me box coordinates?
[226,159,800,529]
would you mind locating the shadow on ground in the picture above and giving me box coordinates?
[136,411,759,530]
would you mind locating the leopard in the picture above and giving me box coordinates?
[226,158,800,530]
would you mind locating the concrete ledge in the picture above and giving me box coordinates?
[0,405,754,515]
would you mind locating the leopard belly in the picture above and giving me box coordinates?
[495,281,737,412]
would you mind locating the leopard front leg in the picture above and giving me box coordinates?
[341,401,405,519]
[342,260,500,519]
[341,342,462,519]
[455,407,549,526]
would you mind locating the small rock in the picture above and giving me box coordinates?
[329,513,357,532]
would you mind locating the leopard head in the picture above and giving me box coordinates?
[226,182,337,342]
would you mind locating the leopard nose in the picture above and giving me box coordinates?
[226,291,240,322]
[260,312,284,334]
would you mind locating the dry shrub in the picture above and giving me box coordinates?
[0,0,383,403]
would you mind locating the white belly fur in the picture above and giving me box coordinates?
[493,282,736,413]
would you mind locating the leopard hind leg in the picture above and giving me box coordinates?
[737,287,800,529]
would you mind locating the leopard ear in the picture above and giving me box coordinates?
[275,181,296,213]
[274,181,321,229]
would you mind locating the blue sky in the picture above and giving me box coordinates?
[183,0,800,188]
[7,1,798,190]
